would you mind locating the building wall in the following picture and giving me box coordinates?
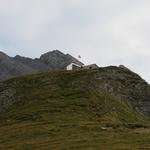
[67,64,73,70]
[66,63,81,70]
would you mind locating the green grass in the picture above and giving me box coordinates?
[0,69,150,150]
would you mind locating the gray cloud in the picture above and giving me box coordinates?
[0,0,150,82]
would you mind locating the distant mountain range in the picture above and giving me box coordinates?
[0,50,83,81]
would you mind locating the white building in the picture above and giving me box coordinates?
[66,63,82,70]
[66,63,99,71]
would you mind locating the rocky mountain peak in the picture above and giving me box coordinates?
[0,50,84,80]
[0,51,9,60]
[40,50,83,70]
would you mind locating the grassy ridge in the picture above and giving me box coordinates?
[0,69,150,149]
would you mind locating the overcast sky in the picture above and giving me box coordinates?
[0,0,150,82]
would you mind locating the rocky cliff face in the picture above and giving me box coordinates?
[92,66,150,119]
[0,50,83,81]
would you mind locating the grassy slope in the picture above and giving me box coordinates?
[0,69,150,150]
